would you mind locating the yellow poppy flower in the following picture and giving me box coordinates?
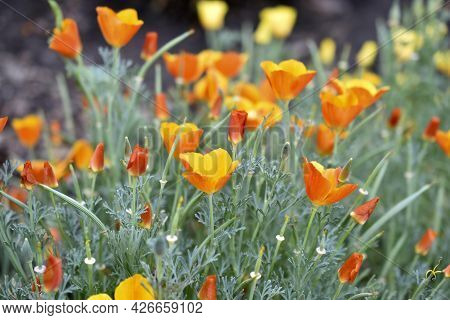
[115,274,156,300]
[259,6,297,39]
[319,38,336,66]
[12,115,43,148]
[356,40,378,68]
[87,293,112,300]
[160,122,203,159]
[196,0,228,31]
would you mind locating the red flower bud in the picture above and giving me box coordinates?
[141,32,158,61]
[126,145,148,177]
[415,228,437,256]
[228,110,247,145]
[90,143,105,173]
[0,116,8,133]
[21,161,37,190]
[155,93,170,120]
[422,116,440,141]
[350,197,380,225]
[198,275,217,300]
[387,107,401,128]
[338,253,364,284]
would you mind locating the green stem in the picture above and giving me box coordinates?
[336,221,356,249]
[428,277,447,300]
[302,205,319,250]
[268,215,290,276]
[248,246,265,300]
[332,282,344,300]
[208,194,215,242]
[410,276,430,299]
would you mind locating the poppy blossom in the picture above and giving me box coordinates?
[12,115,43,148]
[49,18,82,59]
[319,37,336,66]
[115,274,156,300]
[43,162,59,188]
[303,158,358,206]
[96,7,143,48]
[433,50,450,77]
[228,110,248,145]
[350,197,380,225]
[141,32,158,60]
[17,160,66,185]
[194,69,228,117]
[316,124,335,156]
[0,116,8,133]
[213,52,248,78]
[66,140,94,170]
[163,52,205,84]
[90,143,105,173]
[139,204,152,229]
[259,6,297,39]
[338,253,364,284]
[444,265,450,278]
[387,108,402,128]
[127,145,149,177]
[160,122,203,159]
[422,117,440,141]
[154,93,170,120]
[43,254,63,292]
[356,41,378,68]
[198,275,217,300]
[88,294,113,300]
[226,97,282,130]
[435,130,450,157]
[320,90,362,130]
[260,60,316,101]
[196,0,228,31]
[180,148,239,194]
[20,161,37,190]
[415,228,437,256]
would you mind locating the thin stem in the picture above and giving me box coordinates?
[332,282,344,300]
[428,277,447,300]
[336,221,357,249]
[411,276,430,300]
[268,215,290,276]
[302,205,319,250]
[248,246,265,300]
[208,194,214,241]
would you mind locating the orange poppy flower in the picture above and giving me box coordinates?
[350,197,380,225]
[12,115,43,148]
[228,110,248,145]
[226,97,282,130]
[435,130,450,157]
[160,122,203,159]
[213,52,248,78]
[194,69,228,114]
[127,145,148,177]
[50,121,62,146]
[154,92,170,120]
[260,60,316,101]
[320,91,362,130]
[444,264,450,278]
[198,275,217,300]
[163,52,205,84]
[415,228,437,256]
[49,18,82,59]
[180,148,239,194]
[43,254,63,292]
[5,187,28,212]
[20,161,37,190]
[17,160,66,185]
[329,78,389,109]
[259,78,276,102]
[139,204,152,229]
[387,108,402,128]
[90,143,104,173]
[141,32,158,60]
[316,124,335,156]
[66,140,94,170]
[115,274,156,300]
[233,82,261,103]
[303,159,358,206]
[96,7,143,48]
[0,116,8,133]
[422,116,440,141]
[43,162,59,188]
[338,253,364,284]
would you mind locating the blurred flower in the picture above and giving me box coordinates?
[66,140,94,170]
[259,6,297,39]
[360,70,382,86]
[43,162,59,188]
[350,197,380,225]
[12,115,43,148]
[180,148,239,194]
[291,116,316,138]
[415,228,437,256]
[96,7,143,48]
[259,78,276,102]
[387,107,402,128]
[212,52,248,78]
[154,92,170,120]
[0,116,8,133]
[194,69,228,116]
[233,82,260,103]
[17,160,66,184]
[423,117,440,141]
[127,145,148,177]
[260,60,316,101]
[433,50,450,77]
[198,275,217,300]
[43,254,63,292]
[356,41,378,68]
[139,204,152,229]
[160,122,203,159]
[196,0,228,31]
[226,98,282,130]
[141,32,158,60]
[444,265,450,278]
[88,294,112,300]
[228,110,247,145]
[338,253,364,283]
[303,159,357,206]
[49,18,82,59]
[392,28,422,62]
[90,143,104,173]
[319,38,336,66]
[5,187,28,212]
[20,161,37,190]
[163,52,205,84]
[115,274,156,300]
[329,78,389,109]
[316,123,335,156]
[435,130,450,157]
[254,20,272,45]
[50,121,62,146]
[320,91,361,130]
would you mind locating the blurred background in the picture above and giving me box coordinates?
[0,0,413,161]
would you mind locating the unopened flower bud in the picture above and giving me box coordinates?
[154,236,167,256]
[281,142,290,162]
[21,238,33,263]
[338,158,352,183]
